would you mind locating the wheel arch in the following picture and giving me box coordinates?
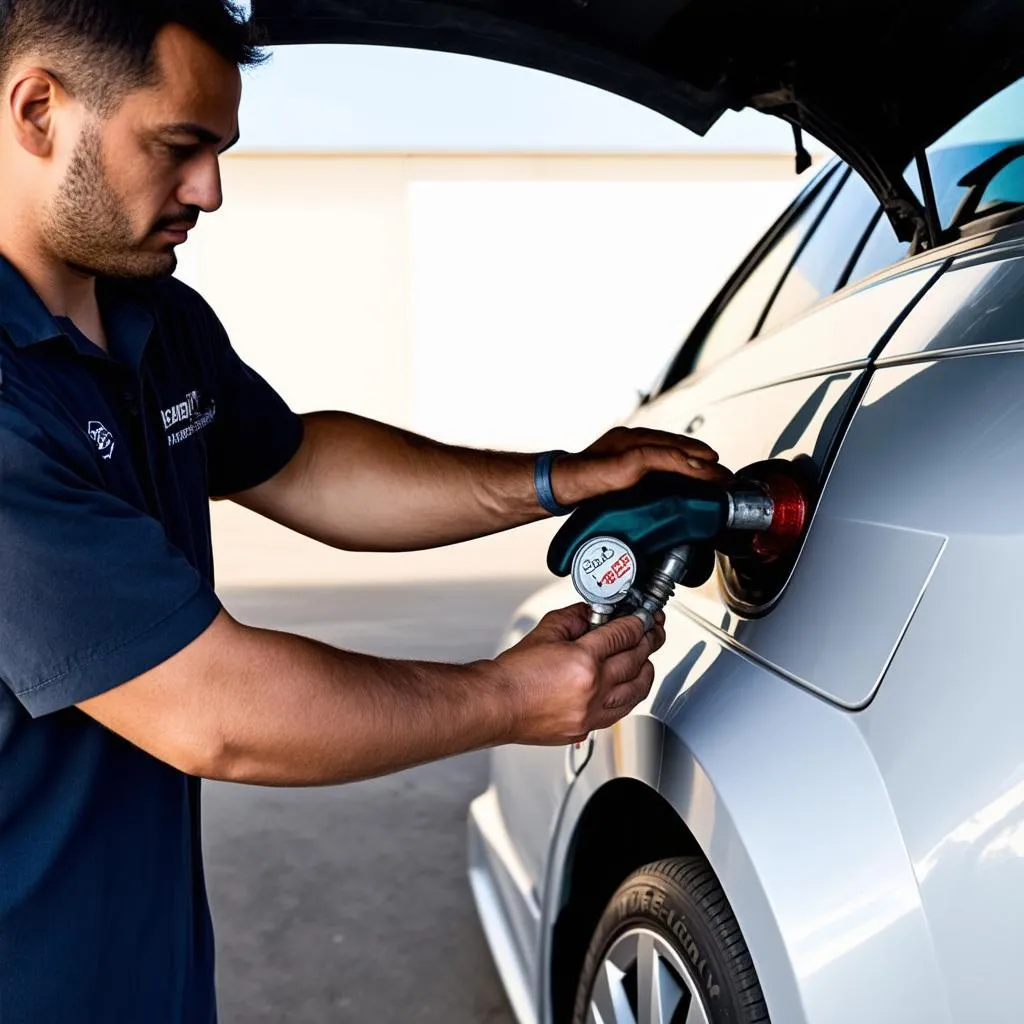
[549,776,703,1022]
[541,706,808,1024]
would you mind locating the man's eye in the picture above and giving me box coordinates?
[165,143,200,161]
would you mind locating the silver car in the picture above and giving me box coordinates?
[471,97,1024,1024]
[253,2,1024,1021]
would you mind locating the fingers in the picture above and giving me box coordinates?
[552,430,733,508]
[578,614,647,661]
[592,426,720,463]
[597,618,665,679]
[597,662,656,725]
[599,632,656,686]
[625,444,734,485]
[529,603,591,643]
[614,427,720,463]
[512,609,666,744]
[581,617,665,737]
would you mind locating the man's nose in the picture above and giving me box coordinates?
[177,154,224,214]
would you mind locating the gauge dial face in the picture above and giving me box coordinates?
[571,537,637,606]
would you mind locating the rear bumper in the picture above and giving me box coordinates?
[467,786,542,1024]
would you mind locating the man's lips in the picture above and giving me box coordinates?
[156,222,196,242]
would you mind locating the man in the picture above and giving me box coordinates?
[0,2,726,1020]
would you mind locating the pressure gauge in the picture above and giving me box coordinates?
[570,536,637,608]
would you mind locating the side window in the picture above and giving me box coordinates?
[757,169,879,337]
[684,165,841,378]
[846,210,907,286]
[846,163,922,287]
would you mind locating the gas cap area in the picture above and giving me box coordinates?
[718,458,817,613]
[739,460,813,564]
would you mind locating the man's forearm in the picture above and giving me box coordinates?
[208,625,513,785]
[82,612,514,786]
[233,410,549,552]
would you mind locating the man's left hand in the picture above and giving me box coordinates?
[549,426,733,510]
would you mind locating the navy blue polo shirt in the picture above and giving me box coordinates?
[0,255,304,1022]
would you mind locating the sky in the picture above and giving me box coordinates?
[233,43,832,156]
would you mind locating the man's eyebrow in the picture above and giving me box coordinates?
[157,123,240,152]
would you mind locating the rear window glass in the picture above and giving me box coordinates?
[927,75,1024,229]
[849,75,1024,286]
[975,152,1024,214]
[845,162,921,286]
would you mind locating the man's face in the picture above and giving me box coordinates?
[41,24,242,280]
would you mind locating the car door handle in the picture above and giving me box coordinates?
[685,415,705,433]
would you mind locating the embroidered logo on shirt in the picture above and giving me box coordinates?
[160,389,217,447]
[87,421,116,461]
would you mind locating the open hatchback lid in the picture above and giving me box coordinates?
[251,0,1024,245]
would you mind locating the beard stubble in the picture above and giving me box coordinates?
[41,122,177,280]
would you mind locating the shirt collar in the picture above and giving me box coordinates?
[0,254,65,347]
[0,254,155,369]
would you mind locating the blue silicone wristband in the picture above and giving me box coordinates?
[535,450,574,516]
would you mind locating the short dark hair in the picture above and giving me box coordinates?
[0,0,266,114]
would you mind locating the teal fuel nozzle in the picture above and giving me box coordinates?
[547,471,780,630]
[546,474,732,578]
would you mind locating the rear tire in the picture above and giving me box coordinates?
[572,857,770,1024]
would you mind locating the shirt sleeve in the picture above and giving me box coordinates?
[200,305,305,498]
[0,406,223,718]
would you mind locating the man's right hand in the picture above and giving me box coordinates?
[494,604,666,746]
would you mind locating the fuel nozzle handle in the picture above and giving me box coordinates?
[546,474,735,579]
[547,465,809,628]
[548,473,755,631]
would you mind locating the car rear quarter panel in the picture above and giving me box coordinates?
[544,615,953,1024]
[842,240,1024,1022]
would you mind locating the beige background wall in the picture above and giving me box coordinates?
[173,152,815,587]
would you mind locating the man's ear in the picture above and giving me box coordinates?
[9,69,64,158]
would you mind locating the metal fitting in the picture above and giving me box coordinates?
[726,488,775,532]
[630,545,693,631]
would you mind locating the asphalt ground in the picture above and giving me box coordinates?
[205,580,548,1024]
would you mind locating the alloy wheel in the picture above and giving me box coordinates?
[586,926,712,1024]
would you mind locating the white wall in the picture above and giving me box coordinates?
[175,156,416,430]
[173,152,814,586]
[406,176,804,452]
